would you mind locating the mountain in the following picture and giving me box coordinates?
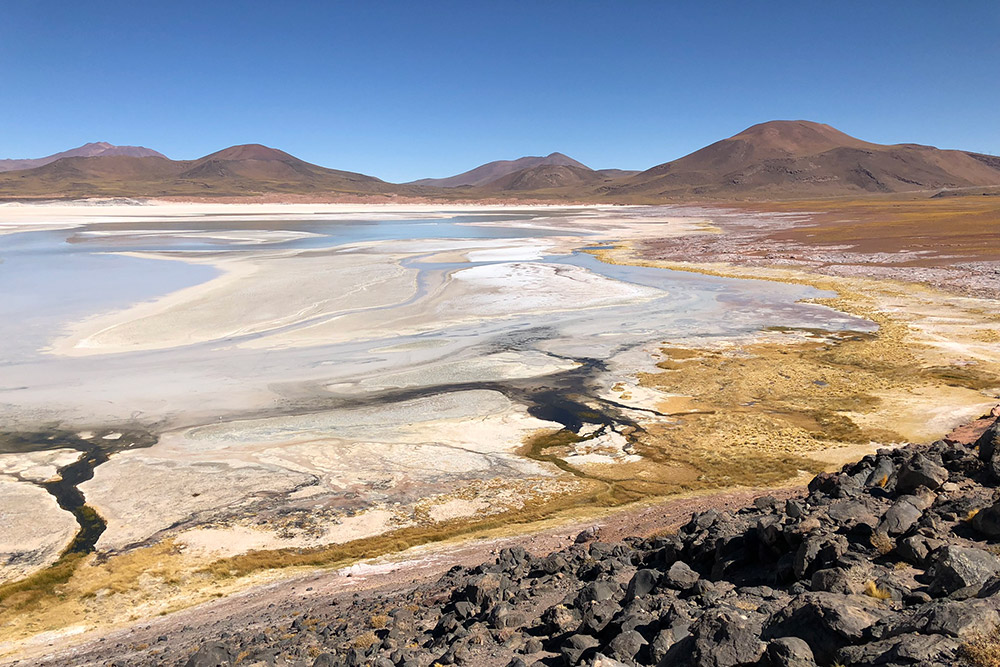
[410,152,589,188]
[477,164,605,192]
[607,120,1000,199]
[0,142,166,173]
[0,144,402,199]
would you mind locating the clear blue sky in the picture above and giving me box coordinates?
[2,1,998,182]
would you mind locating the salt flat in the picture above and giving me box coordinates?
[0,202,873,581]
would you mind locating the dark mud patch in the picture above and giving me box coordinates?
[0,428,157,556]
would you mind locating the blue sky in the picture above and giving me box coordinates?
[2,1,998,182]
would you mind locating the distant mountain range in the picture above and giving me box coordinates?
[604,120,1000,199]
[0,142,166,173]
[0,144,403,198]
[3,121,999,200]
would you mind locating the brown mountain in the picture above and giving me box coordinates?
[410,152,589,188]
[478,164,605,192]
[0,142,166,173]
[607,120,1000,199]
[0,144,403,199]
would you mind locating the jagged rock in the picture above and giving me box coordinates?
[185,643,233,667]
[624,568,659,601]
[877,495,926,535]
[834,632,960,665]
[973,500,1000,538]
[312,654,341,667]
[764,593,886,663]
[665,608,765,667]
[561,634,600,665]
[902,597,1000,638]
[542,604,581,635]
[793,534,847,579]
[663,560,700,590]
[764,636,816,667]
[606,629,647,662]
[810,568,858,595]
[896,454,949,493]
[927,545,1000,596]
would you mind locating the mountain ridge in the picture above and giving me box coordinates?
[408,152,590,188]
[0,142,167,173]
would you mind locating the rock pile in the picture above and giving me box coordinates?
[175,421,1000,666]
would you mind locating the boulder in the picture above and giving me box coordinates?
[764,636,816,667]
[793,535,848,580]
[834,632,960,666]
[927,545,1000,596]
[664,561,700,590]
[185,643,233,667]
[877,496,925,536]
[624,568,660,602]
[973,500,1000,538]
[904,597,1000,638]
[665,608,765,667]
[561,633,600,665]
[896,455,949,493]
[764,592,886,663]
[607,629,647,662]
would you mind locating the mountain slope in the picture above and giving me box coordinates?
[0,142,166,173]
[478,164,604,192]
[410,152,589,187]
[0,144,401,198]
[608,120,1000,198]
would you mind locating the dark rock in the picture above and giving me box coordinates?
[666,608,765,667]
[927,545,1000,596]
[185,643,233,667]
[625,568,660,602]
[607,629,647,662]
[575,526,600,544]
[312,655,341,667]
[542,604,582,635]
[877,495,926,536]
[973,500,1000,538]
[764,636,816,667]
[561,633,600,665]
[896,454,949,493]
[764,592,886,663]
[810,568,858,595]
[904,597,1000,638]
[834,632,960,666]
[793,534,848,580]
[663,561,699,590]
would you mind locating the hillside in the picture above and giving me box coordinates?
[0,142,166,173]
[606,120,1000,199]
[410,152,590,188]
[0,144,405,199]
[478,164,605,192]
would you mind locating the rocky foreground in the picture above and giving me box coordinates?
[54,416,1000,667]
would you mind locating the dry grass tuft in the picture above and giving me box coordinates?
[871,532,895,556]
[960,626,1000,667]
[351,631,379,650]
[863,580,893,600]
[369,613,389,629]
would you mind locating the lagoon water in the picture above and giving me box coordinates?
[0,206,872,431]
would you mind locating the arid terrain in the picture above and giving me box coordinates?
[1,120,999,666]
[0,194,997,667]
